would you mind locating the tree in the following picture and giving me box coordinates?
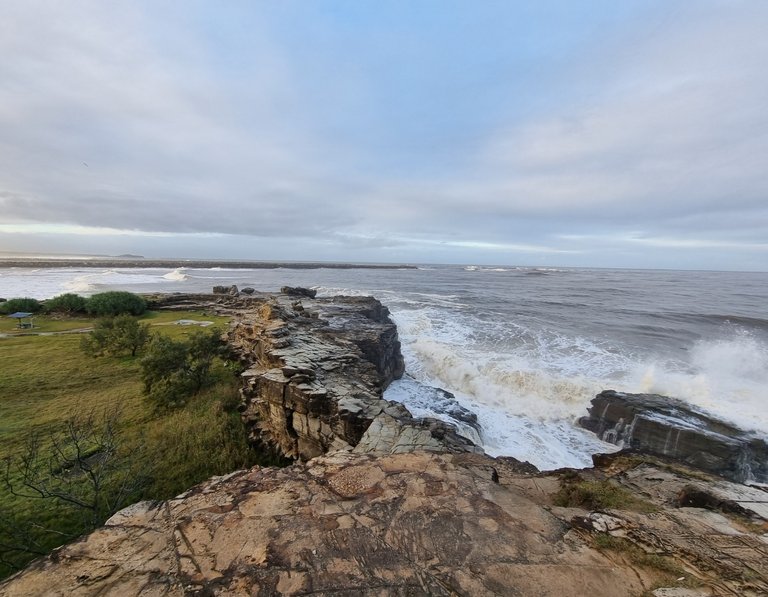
[1,409,147,570]
[80,315,151,357]
[140,328,224,410]
[0,297,42,315]
[186,328,225,392]
[86,292,147,316]
[44,293,87,314]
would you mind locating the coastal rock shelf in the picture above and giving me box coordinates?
[227,292,482,459]
[4,451,767,596]
[580,390,768,484]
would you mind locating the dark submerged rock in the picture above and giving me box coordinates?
[580,389,768,484]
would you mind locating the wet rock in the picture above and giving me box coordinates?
[212,284,239,296]
[579,390,768,484]
[280,286,317,298]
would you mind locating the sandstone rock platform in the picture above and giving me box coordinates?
[3,451,767,596]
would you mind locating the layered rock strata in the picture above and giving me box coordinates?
[580,390,768,484]
[3,451,767,596]
[228,293,482,460]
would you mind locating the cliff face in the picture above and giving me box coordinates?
[228,294,480,460]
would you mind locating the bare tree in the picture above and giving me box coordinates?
[1,408,148,574]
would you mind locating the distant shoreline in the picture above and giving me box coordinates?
[0,259,418,270]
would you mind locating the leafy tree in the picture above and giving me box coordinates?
[80,315,151,357]
[186,328,225,391]
[86,292,147,317]
[0,297,42,315]
[44,293,87,314]
[140,328,223,410]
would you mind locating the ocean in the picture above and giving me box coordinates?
[2,264,767,470]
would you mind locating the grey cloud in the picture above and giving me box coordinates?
[0,3,364,238]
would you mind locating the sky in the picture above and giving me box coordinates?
[1,1,767,270]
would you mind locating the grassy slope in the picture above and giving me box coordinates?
[0,310,271,578]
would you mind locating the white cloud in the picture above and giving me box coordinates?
[476,2,768,216]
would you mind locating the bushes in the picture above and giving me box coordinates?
[553,476,658,512]
[44,293,88,314]
[0,297,42,315]
[86,292,147,316]
[2,292,146,318]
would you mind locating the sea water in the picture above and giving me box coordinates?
[2,264,767,470]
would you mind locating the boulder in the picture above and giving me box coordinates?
[280,286,317,298]
[212,284,239,295]
[579,390,768,484]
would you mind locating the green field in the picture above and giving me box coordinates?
[0,310,279,578]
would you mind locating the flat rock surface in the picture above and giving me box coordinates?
[3,451,768,596]
[0,453,686,596]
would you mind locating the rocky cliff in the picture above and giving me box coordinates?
[2,292,768,596]
[227,293,480,460]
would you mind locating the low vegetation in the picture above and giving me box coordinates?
[84,291,147,316]
[553,473,658,513]
[0,298,42,315]
[0,305,283,579]
[592,534,700,590]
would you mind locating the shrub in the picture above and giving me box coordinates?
[0,297,42,315]
[80,315,152,357]
[86,292,147,316]
[140,328,224,411]
[44,293,88,314]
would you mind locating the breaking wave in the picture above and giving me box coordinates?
[162,268,190,281]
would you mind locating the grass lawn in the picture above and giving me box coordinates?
[0,310,277,578]
[0,309,231,335]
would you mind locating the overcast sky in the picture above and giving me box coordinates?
[1,1,766,269]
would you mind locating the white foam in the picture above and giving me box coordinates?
[627,329,768,434]
[162,268,189,281]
